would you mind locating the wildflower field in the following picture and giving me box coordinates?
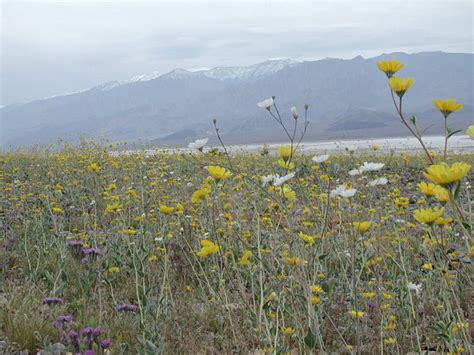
[0,60,473,354]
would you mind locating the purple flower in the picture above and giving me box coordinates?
[84,350,95,355]
[93,326,103,343]
[100,338,113,349]
[67,330,80,352]
[67,240,84,247]
[116,303,138,313]
[81,326,94,336]
[81,247,102,263]
[43,296,64,305]
[53,314,73,328]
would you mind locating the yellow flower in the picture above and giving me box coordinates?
[371,145,380,151]
[207,165,232,181]
[239,250,253,266]
[191,186,210,204]
[433,185,449,203]
[413,207,444,225]
[310,285,324,294]
[348,310,365,318]
[435,216,452,226]
[281,326,295,335]
[87,163,101,172]
[424,162,471,186]
[362,291,376,299]
[277,145,293,161]
[159,205,175,214]
[353,221,371,233]
[417,182,439,196]
[376,60,404,78]
[148,255,158,262]
[277,159,295,170]
[108,266,120,273]
[196,239,220,257]
[52,207,64,214]
[389,77,414,97]
[299,232,316,246]
[104,203,122,214]
[421,263,433,271]
[467,125,474,140]
[394,197,409,209]
[383,337,396,345]
[282,256,305,266]
[310,295,321,305]
[433,99,463,118]
[270,185,296,201]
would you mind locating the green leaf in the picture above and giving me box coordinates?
[321,282,330,293]
[454,181,461,199]
[304,328,317,348]
[462,222,471,231]
[318,253,328,261]
[410,115,417,125]
[447,129,462,139]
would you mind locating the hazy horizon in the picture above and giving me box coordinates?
[2,0,473,106]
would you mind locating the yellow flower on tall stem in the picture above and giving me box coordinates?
[376,60,404,78]
[389,77,414,97]
[413,207,445,225]
[433,99,463,118]
[196,239,220,257]
[424,162,471,187]
[277,145,293,162]
[207,165,232,182]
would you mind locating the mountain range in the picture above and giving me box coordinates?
[1,51,473,147]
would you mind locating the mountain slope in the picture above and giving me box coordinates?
[1,52,473,147]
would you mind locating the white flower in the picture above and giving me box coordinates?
[290,106,299,119]
[257,98,274,110]
[360,162,385,172]
[261,174,276,187]
[330,184,357,198]
[188,138,208,150]
[273,172,295,187]
[368,177,388,186]
[154,237,164,242]
[312,154,330,163]
[407,282,422,296]
[348,168,363,176]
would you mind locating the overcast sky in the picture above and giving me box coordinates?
[1,0,472,105]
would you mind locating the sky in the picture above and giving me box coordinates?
[1,0,472,106]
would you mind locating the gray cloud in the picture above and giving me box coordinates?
[1,0,472,105]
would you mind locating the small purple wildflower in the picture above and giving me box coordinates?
[43,296,64,305]
[67,330,80,352]
[84,350,95,355]
[53,314,73,328]
[100,338,113,349]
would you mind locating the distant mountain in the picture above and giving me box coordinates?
[1,52,473,147]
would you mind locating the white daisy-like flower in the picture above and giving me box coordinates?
[290,106,299,119]
[407,282,422,296]
[188,138,209,150]
[261,174,276,187]
[368,177,388,186]
[330,184,357,198]
[273,172,295,187]
[360,162,385,172]
[257,98,274,110]
[348,168,363,176]
[312,154,330,163]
